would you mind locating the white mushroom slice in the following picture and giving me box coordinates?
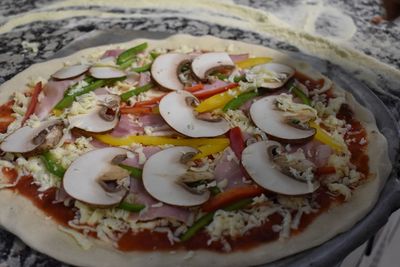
[247,63,295,89]
[242,141,319,195]
[151,53,192,90]
[0,119,63,153]
[159,91,230,137]
[63,147,130,207]
[51,65,89,80]
[142,146,210,206]
[69,94,120,133]
[191,52,235,81]
[89,66,126,79]
[250,95,315,143]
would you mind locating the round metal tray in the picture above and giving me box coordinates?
[28,30,400,266]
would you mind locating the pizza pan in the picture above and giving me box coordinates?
[33,30,400,266]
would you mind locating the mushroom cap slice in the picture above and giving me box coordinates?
[191,52,235,81]
[69,94,120,133]
[51,64,89,80]
[242,140,319,195]
[247,63,295,89]
[0,119,62,153]
[142,146,210,206]
[63,147,130,207]
[151,53,192,91]
[159,90,230,137]
[89,66,126,79]
[250,95,315,143]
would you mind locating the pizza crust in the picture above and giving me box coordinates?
[0,34,392,267]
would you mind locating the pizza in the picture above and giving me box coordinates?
[0,35,392,267]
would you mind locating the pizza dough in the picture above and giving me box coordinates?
[0,34,392,267]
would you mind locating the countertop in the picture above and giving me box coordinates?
[0,0,399,266]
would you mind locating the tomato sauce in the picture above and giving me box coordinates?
[0,100,15,133]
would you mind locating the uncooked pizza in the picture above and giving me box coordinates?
[0,35,391,267]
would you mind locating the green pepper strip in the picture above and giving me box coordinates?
[132,63,152,73]
[54,77,125,110]
[233,75,245,83]
[118,58,135,70]
[40,151,66,178]
[118,164,143,179]
[120,83,154,102]
[209,186,221,196]
[117,201,145,212]
[223,91,258,112]
[180,198,253,242]
[116,42,148,66]
[150,51,160,59]
[290,85,312,106]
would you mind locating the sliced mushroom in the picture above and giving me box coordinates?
[250,95,316,143]
[242,140,319,195]
[0,119,63,153]
[191,52,235,81]
[63,147,130,207]
[151,53,192,90]
[142,146,210,206]
[89,66,126,79]
[69,94,120,133]
[159,91,230,137]
[51,65,89,80]
[246,63,295,89]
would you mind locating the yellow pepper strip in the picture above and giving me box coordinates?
[310,122,346,152]
[195,87,242,113]
[235,57,272,69]
[93,134,230,158]
[194,142,230,160]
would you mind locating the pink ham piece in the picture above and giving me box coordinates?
[34,76,84,119]
[229,54,249,63]
[110,114,144,137]
[287,140,332,168]
[138,71,151,86]
[102,49,124,58]
[214,147,249,189]
[129,178,192,224]
[121,146,161,168]
[138,114,167,127]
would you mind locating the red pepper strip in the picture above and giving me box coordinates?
[201,185,266,212]
[184,83,204,92]
[315,166,336,176]
[192,83,238,99]
[120,106,154,114]
[22,82,42,125]
[229,127,245,160]
[134,95,166,107]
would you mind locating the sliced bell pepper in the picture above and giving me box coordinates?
[184,83,204,93]
[192,82,238,100]
[310,121,346,152]
[118,164,142,179]
[290,84,312,106]
[116,42,148,66]
[315,166,336,176]
[228,127,245,160]
[117,201,145,212]
[223,91,258,112]
[0,100,15,133]
[120,106,155,115]
[235,57,272,69]
[40,151,66,178]
[194,86,242,113]
[93,134,230,158]
[134,94,165,107]
[201,185,265,212]
[22,82,42,125]
[120,83,154,102]
[131,63,152,73]
[180,197,253,242]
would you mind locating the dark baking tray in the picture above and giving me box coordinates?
[39,30,400,266]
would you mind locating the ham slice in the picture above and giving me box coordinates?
[34,76,84,119]
[122,146,161,168]
[229,54,249,63]
[214,147,248,189]
[138,71,151,86]
[102,49,124,58]
[110,114,144,137]
[288,140,332,168]
[129,178,192,224]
